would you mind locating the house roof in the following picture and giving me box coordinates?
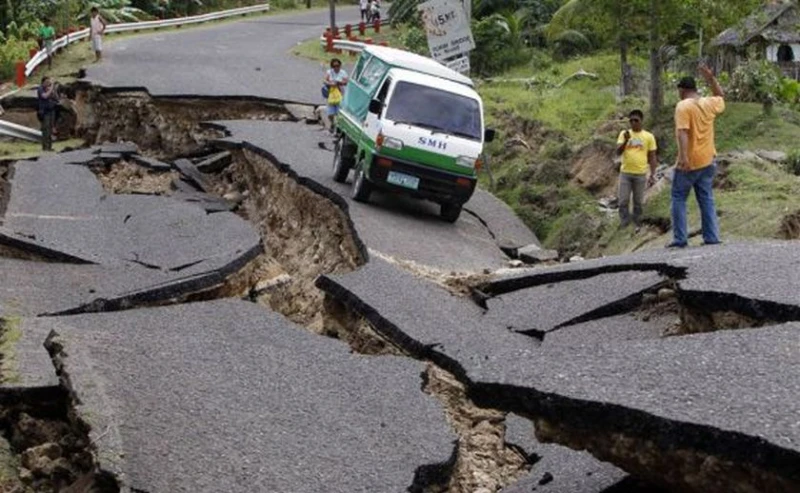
[712,1,798,47]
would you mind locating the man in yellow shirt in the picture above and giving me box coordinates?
[616,109,657,230]
[669,65,725,248]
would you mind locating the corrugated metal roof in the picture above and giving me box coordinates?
[712,1,797,47]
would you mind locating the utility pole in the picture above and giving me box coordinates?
[329,0,336,33]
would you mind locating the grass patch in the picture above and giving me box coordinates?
[292,25,404,64]
[0,138,84,161]
[0,316,23,385]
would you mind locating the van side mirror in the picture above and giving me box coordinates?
[368,99,383,115]
[484,128,496,143]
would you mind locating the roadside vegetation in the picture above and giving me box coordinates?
[300,0,800,258]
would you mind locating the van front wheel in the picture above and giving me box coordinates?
[440,202,462,223]
[332,137,355,183]
[352,166,372,203]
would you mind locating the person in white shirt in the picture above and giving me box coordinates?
[90,7,107,62]
[324,58,349,132]
[359,0,369,22]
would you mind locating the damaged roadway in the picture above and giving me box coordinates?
[37,300,456,492]
[317,245,800,492]
[212,119,537,271]
[2,7,799,493]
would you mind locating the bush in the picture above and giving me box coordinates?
[471,14,530,76]
[786,149,800,176]
[0,33,36,82]
[397,25,428,56]
[728,60,782,106]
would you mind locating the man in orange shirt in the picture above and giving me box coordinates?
[668,65,725,248]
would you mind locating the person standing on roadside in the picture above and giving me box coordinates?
[90,7,107,62]
[37,77,59,152]
[360,0,369,22]
[616,109,657,231]
[324,58,348,133]
[39,20,56,69]
[669,65,725,248]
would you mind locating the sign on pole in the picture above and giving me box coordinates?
[445,55,470,75]
[418,0,475,62]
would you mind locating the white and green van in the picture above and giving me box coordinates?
[333,45,495,222]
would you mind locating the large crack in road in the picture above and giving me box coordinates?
[2,81,800,492]
[0,86,539,492]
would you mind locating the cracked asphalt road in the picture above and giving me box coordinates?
[87,8,362,104]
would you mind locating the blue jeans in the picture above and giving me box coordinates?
[671,163,720,246]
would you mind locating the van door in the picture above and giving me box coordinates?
[365,77,392,141]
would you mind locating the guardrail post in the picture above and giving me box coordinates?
[379,41,388,47]
[365,38,373,45]
[15,62,26,87]
[344,24,352,37]
[325,32,334,53]
[373,20,380,34]
[358,22,366,36]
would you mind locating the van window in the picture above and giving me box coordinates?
[376,78,392,103]
[352,54,370,82]
[385,81,482,141]
[358,57,388,93]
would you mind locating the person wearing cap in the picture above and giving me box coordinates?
[616,109,657,230]
[669,65,725,248]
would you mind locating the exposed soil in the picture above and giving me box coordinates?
[425,365,531,493]
[72,86,288,158]
[570,140,618,197]
[94,161,177,195]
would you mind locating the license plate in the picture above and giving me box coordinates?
[387,171,420,190]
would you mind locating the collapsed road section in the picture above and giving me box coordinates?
[318,243,800,493]
[2,85,799,492]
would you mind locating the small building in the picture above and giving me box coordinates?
[711,0,800,79]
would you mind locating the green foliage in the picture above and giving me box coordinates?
[0,34,36,81]
[779,78,800,106]
[787,149,800,176]
[397,24,428,56]
[728,60,782,106]
[471,13,530,76]
[551,29,591,59]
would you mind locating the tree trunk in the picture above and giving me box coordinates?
[649,0,663,117]
[620,36,632,96]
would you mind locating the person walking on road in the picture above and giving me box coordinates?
[37,77,59,152]
[90,7,107,62]
[360,0,369,22]
[39,20,56,69]
[324,58,348,133]
[668,65,725,248]
[616,109,657,231]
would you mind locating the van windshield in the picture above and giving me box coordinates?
[384,81,482,141]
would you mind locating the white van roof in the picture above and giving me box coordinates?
[362,45,474,88]
[388,68,481,102]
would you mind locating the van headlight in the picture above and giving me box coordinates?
[382,137,404,150]
[456,156,478,168]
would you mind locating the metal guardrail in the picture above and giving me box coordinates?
[25,4,271,77]
[0,119,42,142]
[321,39,369,54]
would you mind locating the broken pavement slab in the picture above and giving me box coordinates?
[483,271,667,337]
[172,157,211,192]
[43,299,456,492]
[4,160,260,271]
[471,324,800,493]
[194,150,232,173]
[317,256,540,380]
[284,103,319,123]
[517,243,559,264]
